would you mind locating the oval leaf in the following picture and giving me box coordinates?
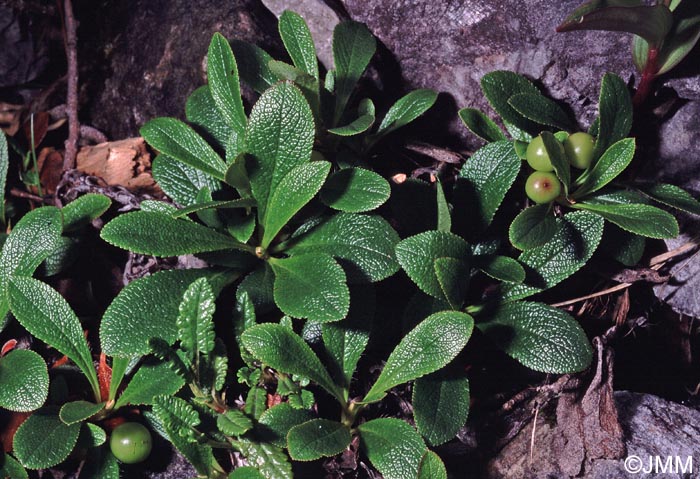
[358,418,426,479]
[59,401,104,425]
[115,360,186,409]
[418,450,448,479]
[480,71,540,134]
[332,21,376,123]
[13,409,81,469]
[152,154,221,207]
[577,138,636,197]
[279,11,319,79]
[320,168,390,213]
[258,403,315,448]
[413,373,470,447]
[287,419,351,461]
[0,349,48,412]
[458,108,506,143]
[509,204,558,250]
[508,93,575,131]
[575,202,679,239]
[376,89,438,137]
[62,194,111,232]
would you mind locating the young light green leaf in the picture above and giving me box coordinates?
[262,161,331,248]
[434,257,468,309]
[287,213,399,284]
[332,21,376,124]
[592,73,633,161]
[509,204,558,250]
[458,108,506,143]
[246,82,315,221]
[642,183,700,215]
[480,71,540,134]
[288,419,351,461]
[0,206,63,324]
[258,403,315,448]
[207,33,247,136]
[13,409,81,469]
[363,311,474,403]
[279,11,319,79]
[101,268,234,356]
[376,89,438,137]
[0,349,49,412]
[503,211,604,300]
[217,409,253,437]
[152,395,201,441]
[320,167,390,213]
[140,118,227,180]
[575,202,679,239]
[186,85,233,149]
[230,40,280,93]
[59,401,104,425]
[395,231,470,300]
[8,277,100,400]
[177,277,216,359]
[328,99,375,136]
[241,323,343,400]
[541,131,570,195]
[413,373,469,446]
[152,154,221,207]
[478,301,593,373]
[436,180,451,232]
[358,418,426,479]
[101,211,246,256]
[458,141,521,232]
[508,93,575,131]
[269,254,350,322]
[576,138,635,197]
[62,194,111,232]
[417,450,448,479]
[475,255,526,283]
[115,360,186,409]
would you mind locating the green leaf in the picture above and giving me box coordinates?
[576,138,635,197]
[270,254,349,322]
[207,33,247,136]
[475,255,526,283]
[101,268,233,356]
[258,403,315,448]
[241,323,343,400]
[654,3,700,74]
[13,408,81,469]
[172,198,255,219]
[77,423,107,448]
[140,118,227,180]
[320,168,389,213]
[503,211,604,300]
[541,131,570,195]
[115,360,186,409]
[642,183,700,215]
[152,154,221,207]
[395,231,470,300]
[217,409,253,437]
[0,349,48,412]
[268,61,321,123]
[417,450,448,479]
[229,467,266,479]
[288,419,351,461]
[0,451,28,479]
[262,161,330,248]
[245,386,267,420]
[152,395,201,441]
[508,93,575,131]
[458,141,521,231]
[8,277,100,400]
[287,213,399,283]
[414,373,469,446]
[375,89,438,137]
[332,21,376,124]
[177,277,216,360]
[230,40,280,93]
[363,311,474,404]
[575,202,679,238]
[480,71,541,134]
[59,401,104,425]
[600,223,645,266]
[237,438,293,479]
[436,180,451,232]
[237,264,276,314]
[0,133,7,221]
[78,448,119,479]
[246,81,315,221]
[434,257,469,309]
[62,194,111,232]
[591,74,633,162]
[478,301,593,373]
[101,211,246,256]
[186,86,233,150]
[279,11,319,79]
[40,237,78,277]
[328,99,375,136]
[458,108,506,143]
[358,418,426,479]
[0,207,63,324]
[509,204,558,250]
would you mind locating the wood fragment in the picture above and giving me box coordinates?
[62,0,80,170]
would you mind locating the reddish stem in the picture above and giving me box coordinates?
[633,47,659,108]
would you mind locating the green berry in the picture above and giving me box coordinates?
[109,422,152,464]
[564,132,595,169]
[525,171,561,204]
[525,135,555,172]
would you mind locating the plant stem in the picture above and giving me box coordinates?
[633,47,659,108]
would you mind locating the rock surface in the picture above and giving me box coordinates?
[486,391,700,479]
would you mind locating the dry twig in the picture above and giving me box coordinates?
[62,0,80,170]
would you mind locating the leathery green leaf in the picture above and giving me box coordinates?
[358,418,426,479]
[417,450,448,479]
[458,108,506,143]
[279,11,319,78]
[207,33,247,136]
[0,349,49,412]
[332,21,376,123]
[320,167,390,213]
[13,408,81,469]
[413,373,470,446]
[287,419,351,461]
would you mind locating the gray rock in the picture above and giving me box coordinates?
[0,6,49,91]
[486,391,700,479]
